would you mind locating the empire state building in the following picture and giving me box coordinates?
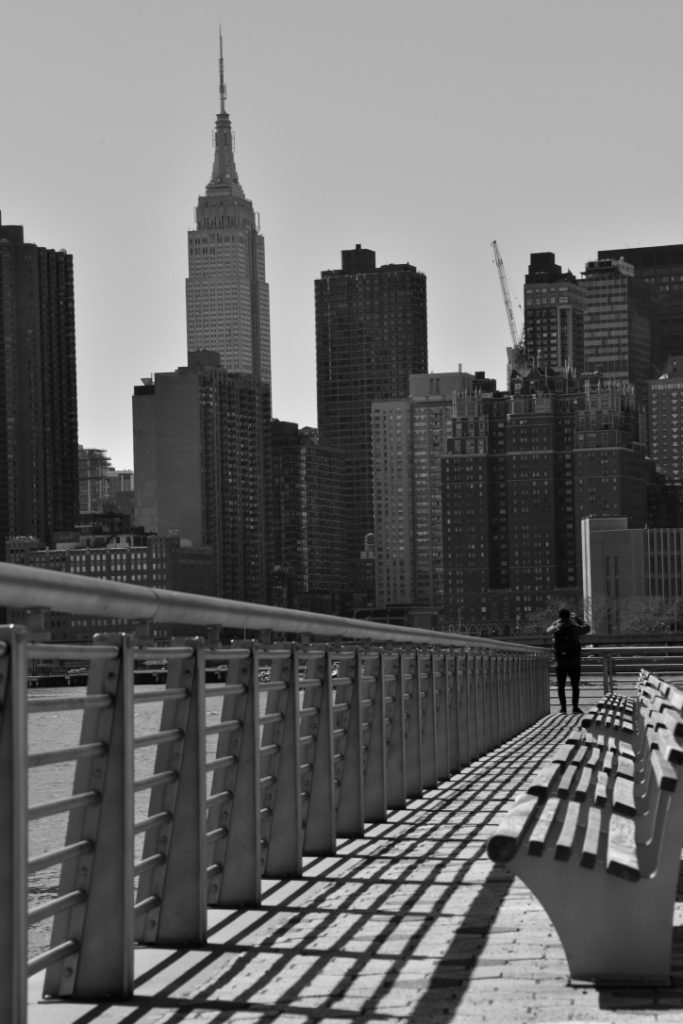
[186,35,271,386]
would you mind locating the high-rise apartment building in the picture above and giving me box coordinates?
[186,36,270,384]
[0,213,79,556]
[649,361,683,483]
[78,447,133,514]
[372,370,492,613]
[441,372,653,633]
[133,353,271,603]
[315,244,427,600]
[522,253,585,371]
[270,422,351,612]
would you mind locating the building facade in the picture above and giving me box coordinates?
[598,243,683,371]
[0,213,79,556]
[441,372,654,633]
[133,353,271,603]
[372,371,491,614]
[315,244,427,602]
[522,252,585,372]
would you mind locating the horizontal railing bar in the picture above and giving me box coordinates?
[28,940,80,977]
[134,770,178,793]
[261,712,283,726]
[206,862,222,878]
[134,853,166,877]
[135,811,172,835]
[1,562,540,653]
[133,688,188,705]
[134,728,183,750]
[204,683,247,697]
[135,646,193,660]
[28,741,107,768]
[27,693,113,714]
[29,839,94,874]
[28,889,86,925]
[27,642,120,661]
[134,896,161,917]
[29,790,100,821]
[205,720,241,737]
[261,745,279,757]
[206,754,237,773]
[260,680,287,693]
[207,827,228,843]
[206,790,231,808]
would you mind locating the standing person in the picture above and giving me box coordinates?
[546,606,591,714]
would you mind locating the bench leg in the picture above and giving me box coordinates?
[509,855,674,985]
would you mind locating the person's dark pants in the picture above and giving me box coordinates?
[555,659,581,712]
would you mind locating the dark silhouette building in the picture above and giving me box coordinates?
[315,244,427,603]
[0,213,79,556]
[598,243,683,371]
[522,253,585,372]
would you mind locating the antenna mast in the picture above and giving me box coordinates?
[218,27,226,113]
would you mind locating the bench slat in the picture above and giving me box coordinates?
[606,814,640,882]
[651,747,677,792]
[527,762,561,796]
[594,770,609,806]
[555,801,581,861]
[580,805,602,868]
[528,796,561,856]
[612,775,636,817]
[558,764,577,797]
[487,794,539,863]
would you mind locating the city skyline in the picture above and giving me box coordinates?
[4,1,683,470]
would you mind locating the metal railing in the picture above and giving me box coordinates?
[0,564,550,1024]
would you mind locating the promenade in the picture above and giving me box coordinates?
[28,680,683,1024]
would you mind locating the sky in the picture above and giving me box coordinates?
[3,0,683,470]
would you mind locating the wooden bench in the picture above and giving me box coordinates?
[487,670,683,985]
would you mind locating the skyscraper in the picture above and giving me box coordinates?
[186,33,271,385]
[133,38,272,603]
[315,245,428,600]
[0,213,79,556]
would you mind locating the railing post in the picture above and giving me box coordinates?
[207,646,261,907]
[44,633,135,1000]
[0,627,28,1024]
[403,649,423,799]
[136,638,207,945]
[336,648,365,837]
[364,649,387,823]
[262,646,303,878]
[420,651,438,789]
[385,649,407,809]
[302,647,336,856]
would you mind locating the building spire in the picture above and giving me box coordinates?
[207,31,244,197]
[219,26,226,115]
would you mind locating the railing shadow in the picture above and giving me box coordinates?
[32,715,574,1023]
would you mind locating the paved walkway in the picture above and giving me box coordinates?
[28,681,683,1023]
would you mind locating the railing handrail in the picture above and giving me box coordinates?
[0,563,540,653]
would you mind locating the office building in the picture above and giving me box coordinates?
[79,447,134,515]
[598,243,683,371]
[0,213,79,557]
[315,244,427,601]
[582,257,653,406]
[186,35,270,384]
[133,353,271,603]
[522,252,585,372]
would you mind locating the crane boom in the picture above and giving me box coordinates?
[491,240,521,348]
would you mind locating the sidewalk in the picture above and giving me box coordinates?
[29,680,683,1023]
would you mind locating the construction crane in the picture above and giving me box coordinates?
[491,240,523,351]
